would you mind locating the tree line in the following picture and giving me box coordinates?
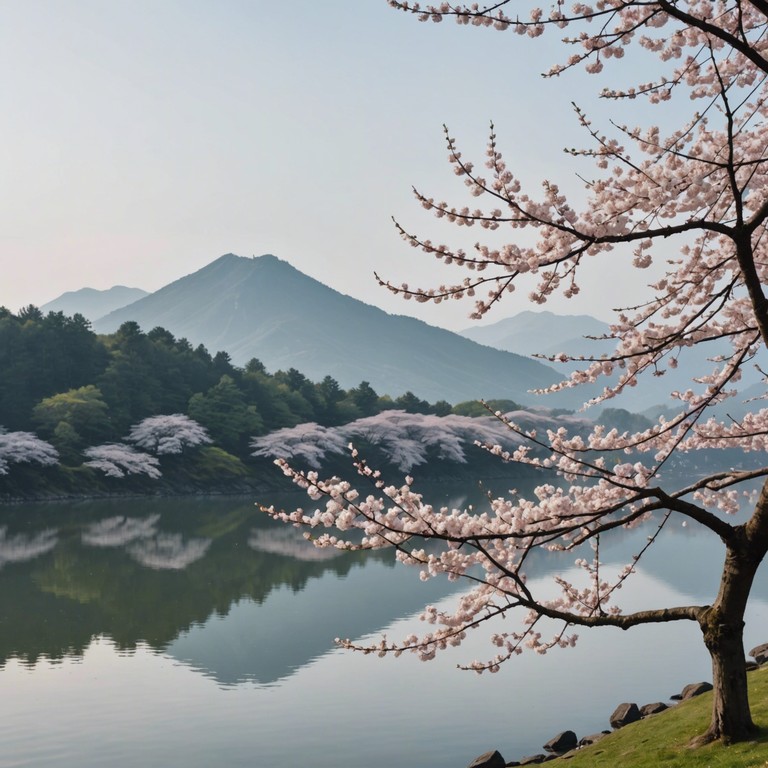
[0,305,497,469]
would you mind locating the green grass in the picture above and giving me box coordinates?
[555,666,768,767]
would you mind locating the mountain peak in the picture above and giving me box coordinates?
[90,253,574,405]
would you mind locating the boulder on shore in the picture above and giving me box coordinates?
[749,642,768,665]
[610,702,641,729]
[467,749,505,768]
[543,731,577,754]
[518,754,552,765]
[640,702,668,717]
[578,731,610,747]
[671,680,712,700]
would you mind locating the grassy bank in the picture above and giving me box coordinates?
[555,666,768,767]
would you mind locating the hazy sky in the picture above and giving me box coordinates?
[0,1,666,330]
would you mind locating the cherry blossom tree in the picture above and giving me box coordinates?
[267,0,768,746]
[83,443,161,479]
[251,409,587,471]
[0,429,59,475]
[125,414,212,455]
[251,422,349,467]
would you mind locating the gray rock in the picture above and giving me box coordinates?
[746,660,759,671]
[578,731,610,747]
[680,682,713,700]
[749,643,768,664]
[640,702,668,717]
[518,755,551,765]
[468,750,506,768]
[610,702,641,729]
[543,731,577,754]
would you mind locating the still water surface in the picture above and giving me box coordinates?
[1,484,767,767]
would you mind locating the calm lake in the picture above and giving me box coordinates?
[1,481,767,767]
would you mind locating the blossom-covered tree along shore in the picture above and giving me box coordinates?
[266,0,768,746]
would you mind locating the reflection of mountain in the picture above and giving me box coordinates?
[0,495,468,685]
[0,497,378,668]
[166,557,458,687]
[0,490,765,689]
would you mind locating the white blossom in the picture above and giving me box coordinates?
[0,428,59,475]
[84,443,162,479]
[125,414,211,455]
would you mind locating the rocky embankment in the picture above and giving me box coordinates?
[466,643,768,767]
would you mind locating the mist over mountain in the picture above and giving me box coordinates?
[460,310,612,360]
[90,253,579,406]
[41,285,149,322]
[459,309,766,413]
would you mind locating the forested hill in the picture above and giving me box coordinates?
[91,253,576,407]
[0,304,516,497]
[0,304,460,454]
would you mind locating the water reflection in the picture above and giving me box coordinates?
[0,496,403,670]
[0,526,57,567]
[249,526,343,561]
[128,532,212,570]
[82,514,160,547]
[0,488,766,676]
[1,487,768,768]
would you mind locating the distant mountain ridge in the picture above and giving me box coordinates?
[460,310,612,360]
[41,285,149,322]
[89,253,580,406]
[460,308,766,412]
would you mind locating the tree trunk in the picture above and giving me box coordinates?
[695,614,756,745]
[693,518,767,745]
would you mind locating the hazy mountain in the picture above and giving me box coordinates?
[41,285,149,322]
[459,309,765,413]
[92,253,580,406]
[460,310,612,360]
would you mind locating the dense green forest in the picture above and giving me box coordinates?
[0,305,463,443]
[0,306,527,498]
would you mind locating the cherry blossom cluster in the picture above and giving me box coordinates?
[0,429,59,475]
[388,1,768,96]
[83,443,162,479]
[251,408,590,471]
[125,414,211,455]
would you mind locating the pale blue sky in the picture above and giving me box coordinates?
[0,1,664,329]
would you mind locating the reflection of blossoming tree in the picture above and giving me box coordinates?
[81,515,161,547]
[0,527,57,568]
[249,527,343,562]
[84,444,161,479]
[81,516,209,571]
[269,0,768,746]
[125,414,211,455]
[0,429,58,475]
[127,534,211,570]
